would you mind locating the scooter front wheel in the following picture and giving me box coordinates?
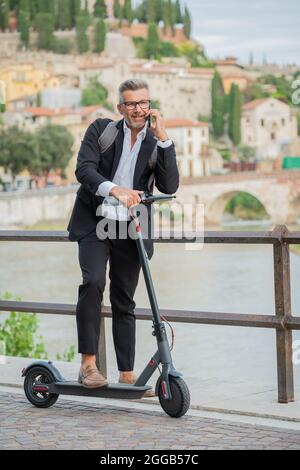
[157,376,190,418]
[24,366,59,408]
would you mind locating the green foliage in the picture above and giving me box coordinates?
[0,292,76,362]
[0,0,9,31]
[94,17,106,53]
[258,74,295,105]
[81,77,113,110]
[35,12,55,50]
[243,83,270,103]
[237,145,256,162]
[56,345,75,362]
[19,8,30,47]
[53,36,72,54]
[94,0,107,19]
[228,83,242,146]
[0,124,74,186]
[176,42,211,68]
[225,192,268,220]
[211,71,225,138]
[123,0,133,24]
[76,14,89,53]
[0,292,48,359]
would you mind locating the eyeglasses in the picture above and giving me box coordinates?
[121,100,151,110]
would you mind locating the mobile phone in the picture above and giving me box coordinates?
[147,104,152,127]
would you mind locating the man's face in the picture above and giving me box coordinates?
[117,88,150,129]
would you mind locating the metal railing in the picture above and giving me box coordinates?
[0,224,299,404]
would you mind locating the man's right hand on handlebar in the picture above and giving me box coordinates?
[109,186,144,209]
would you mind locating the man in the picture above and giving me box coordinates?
[67,79,179,395]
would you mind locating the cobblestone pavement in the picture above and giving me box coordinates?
[0,392,300,450]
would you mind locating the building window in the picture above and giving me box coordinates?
[188,143,193,154]
[271,132,276,141]
[282,118,285,126]
[188,128,192,137]
[261,119,264,127]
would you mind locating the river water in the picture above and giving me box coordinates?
[1,220,300,396]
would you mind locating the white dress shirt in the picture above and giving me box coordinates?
[96,120,172,221]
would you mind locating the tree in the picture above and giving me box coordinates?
[94,17,106,53]
[69,0,81,28]
[76,14,89,53]
[34,125,74,184]
[211,71,225,138]
[0,0,9,31]
[123,0,132,24]
[18,0,31,47]
[183,5,191,39]
[35,12,55,50]
[94,0,107,19]
[0,126,32,188]
[56,0,71,30]
[81,77,113,110]
[174,0,182,23]
[113,0,122,20]
[143,22,161,59]
[228,83,242,146]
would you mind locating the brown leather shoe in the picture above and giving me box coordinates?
[78,365,108,389]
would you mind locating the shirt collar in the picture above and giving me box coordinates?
[123,119,147,140]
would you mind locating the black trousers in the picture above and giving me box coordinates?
[76,220,142,371]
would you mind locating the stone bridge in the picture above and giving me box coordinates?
[177,170,300,226]
[0,171,299,228]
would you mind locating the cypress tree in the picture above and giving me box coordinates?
[212,71,225,138]
[57,0,71,30]
[123,0,132,24]
[0,0,9,31]
[174,0,182,23]
[94,17,106,53]
[69,0,81,28]
[228,83,242,146]
[19,1,30,47]
[94,0,107,19]
[36,12,54,49]
[76,14,89,53]
[144,22,161,59]
[183,5,191,39]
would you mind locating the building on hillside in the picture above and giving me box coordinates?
[0,64,60,110]
[241,97,298,160]
[164,119,223,177]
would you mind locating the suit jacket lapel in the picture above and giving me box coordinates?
[133,130,157,189]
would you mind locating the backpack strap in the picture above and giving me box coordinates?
[97,120,121,154]
[147,142,158,191]
[98,119,158,192]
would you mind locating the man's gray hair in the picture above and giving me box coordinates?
[119,79,150,103]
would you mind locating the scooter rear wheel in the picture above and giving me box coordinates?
[24,366,59,408]
[158,376,190,418]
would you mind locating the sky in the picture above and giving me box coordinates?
[184,0,300,65]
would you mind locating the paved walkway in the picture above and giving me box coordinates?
[1,391,300,450]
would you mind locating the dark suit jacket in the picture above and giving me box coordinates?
[67,118,179,259]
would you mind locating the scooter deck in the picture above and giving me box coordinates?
[48,381,153,400]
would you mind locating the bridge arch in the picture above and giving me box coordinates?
[205,190,271,226]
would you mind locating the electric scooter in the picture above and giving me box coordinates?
[22,192,190,418]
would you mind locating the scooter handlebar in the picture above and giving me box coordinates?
[104,193,176,207]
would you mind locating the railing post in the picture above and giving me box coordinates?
[96,304,107,378]
[273,225,294,403]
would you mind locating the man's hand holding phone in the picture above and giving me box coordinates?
[146,109,169,142]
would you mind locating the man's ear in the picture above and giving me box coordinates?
[117,104,123,115]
